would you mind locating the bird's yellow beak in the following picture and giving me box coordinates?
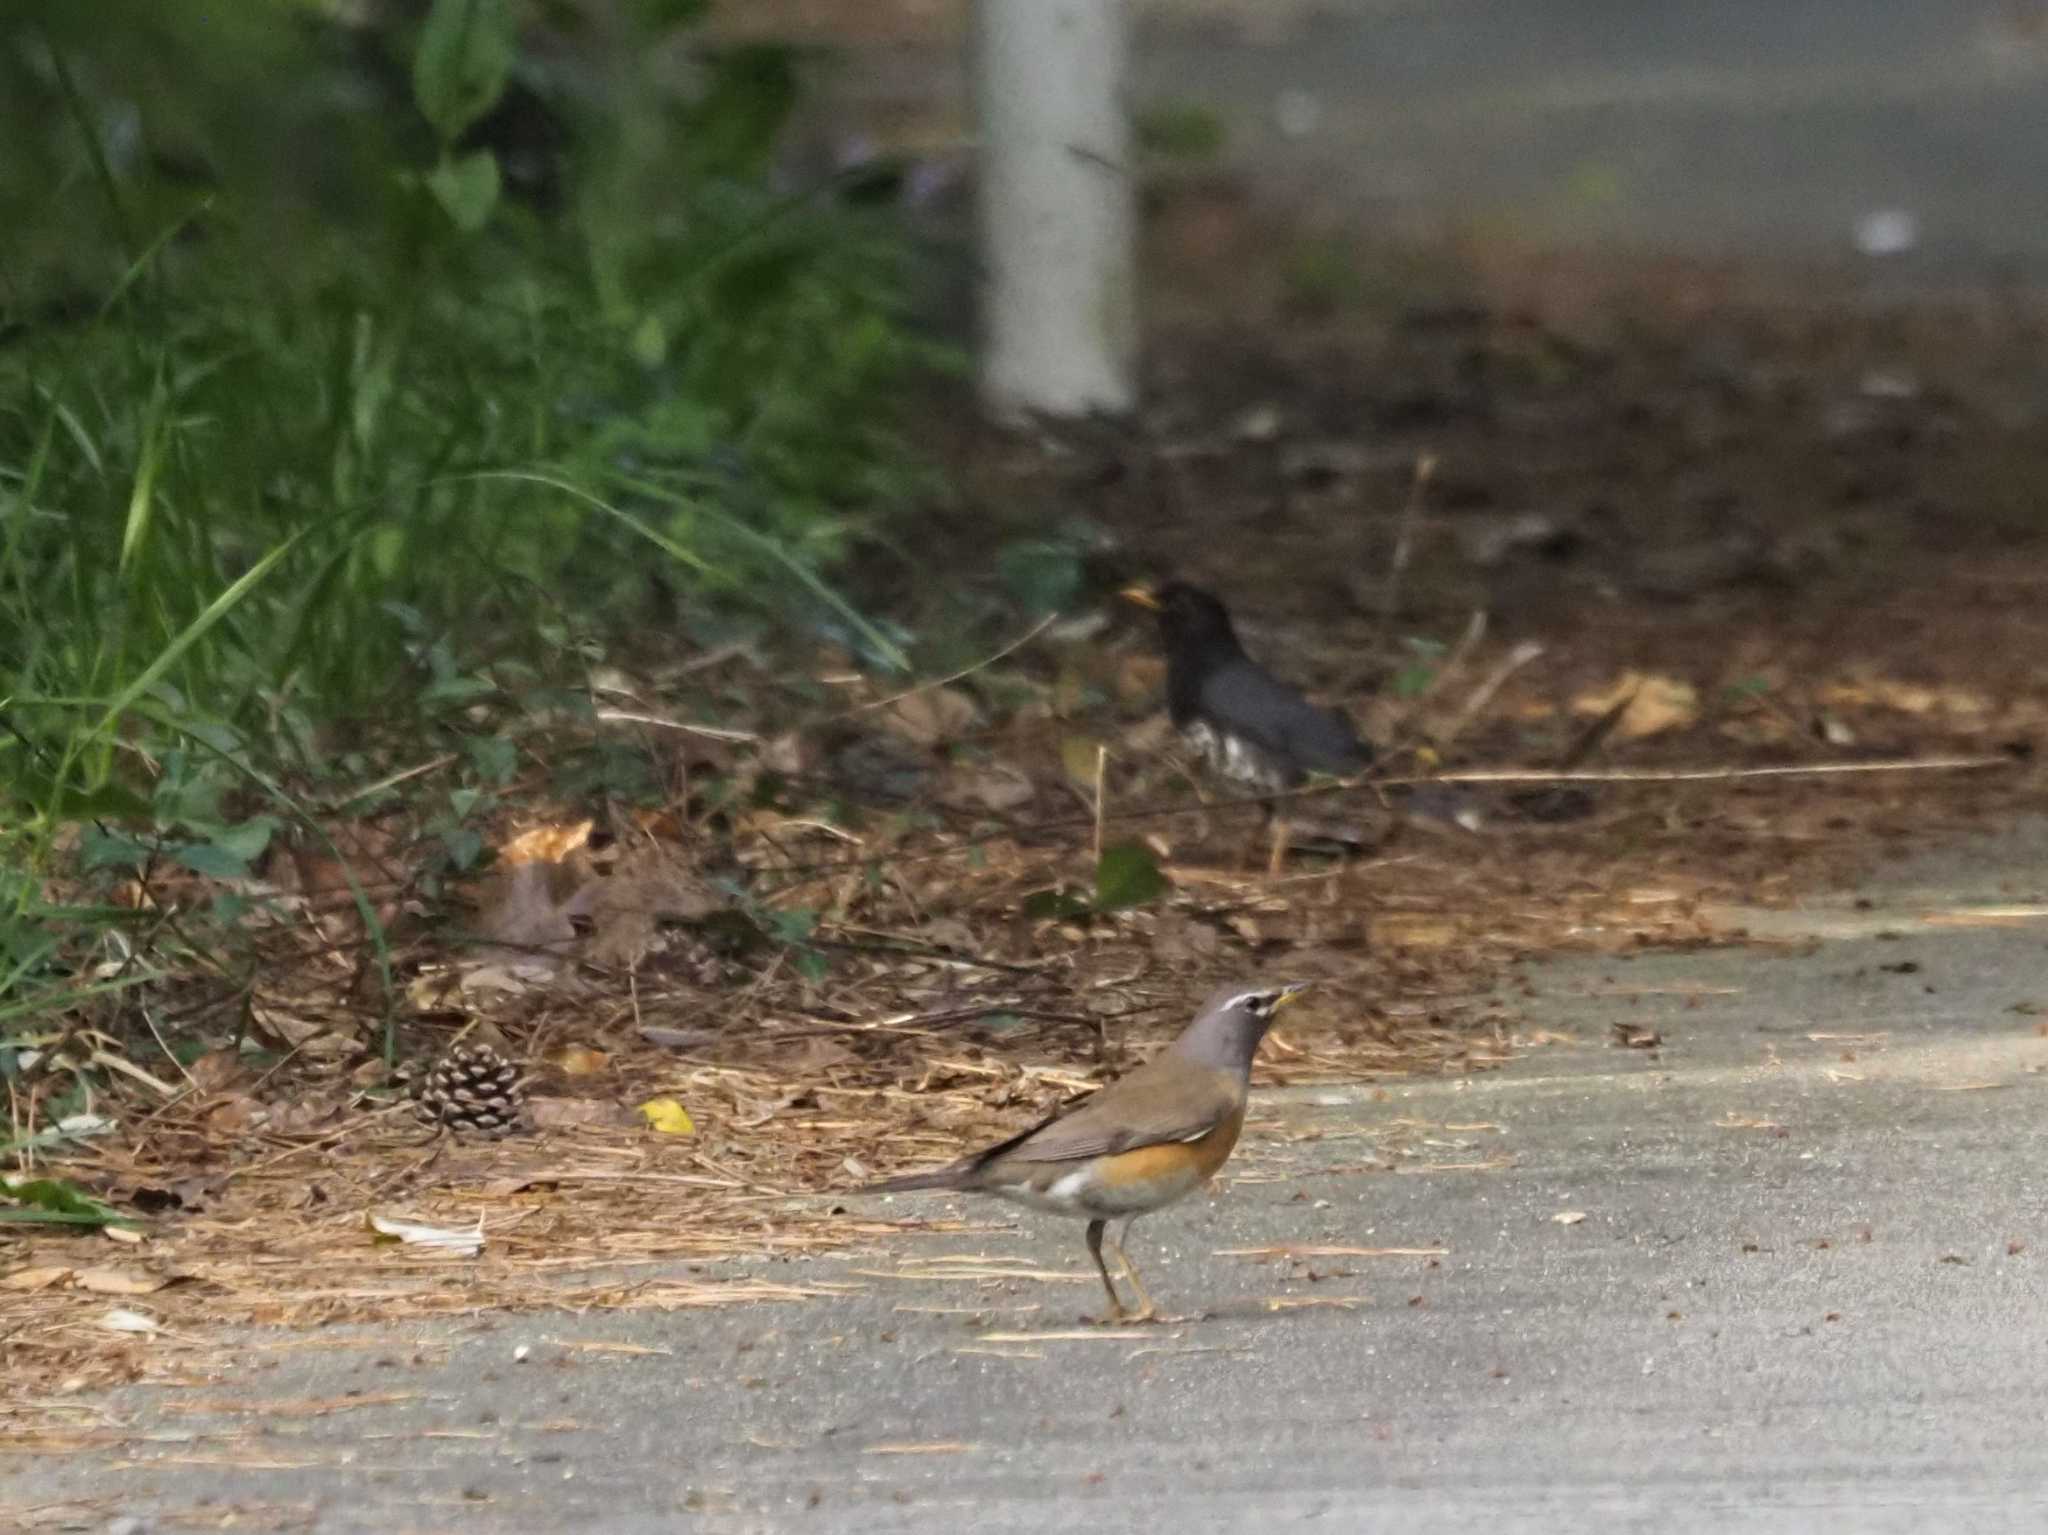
[1273,981,1312,1010]
[1120,584,1162,611]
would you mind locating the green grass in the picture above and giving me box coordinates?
[0,1,945,1051]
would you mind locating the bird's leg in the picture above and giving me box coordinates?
[1108,1219,1160,1323]
[1235,802,1275,873]
[1084,1219,1128,1322]
[1265,813,1292,877]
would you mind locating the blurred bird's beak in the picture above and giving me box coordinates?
[1273,981,1312,1009]
[1120,584,1161,610]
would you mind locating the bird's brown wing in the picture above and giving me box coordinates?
[971,1054,1240,1174]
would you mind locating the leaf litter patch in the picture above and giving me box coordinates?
[19,296,2048,1428]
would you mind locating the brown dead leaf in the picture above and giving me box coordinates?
[946,761,1036,813]
[552,1045,612,1077]
[203,1095,262,1135]
[474,857,595,955]
[186,1048,248,1095]
[1571,671,1699,740]
[1152,911,1220,963]
[73,1267,169,1297]
[1819,679,1992,717]
[883,687,979,748]
[3,1266,73,1292]
[267,1094,346,1135]
[248,1002,328,1051]
[1371,914,1460,950]
[587,844,723,971]
[407,966,464,1012]
[1117,653,1166,706]
[528,1097,632,1131]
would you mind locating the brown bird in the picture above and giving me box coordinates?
[860,981,1308,1321]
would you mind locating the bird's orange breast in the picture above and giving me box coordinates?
[1093,1104,1247,1192]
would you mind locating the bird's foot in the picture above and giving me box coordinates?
[1086,1302,1168,1326]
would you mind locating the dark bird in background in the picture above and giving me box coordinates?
[1124,580,1380,870]
[860,981,1308,1322]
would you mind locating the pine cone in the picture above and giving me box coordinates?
[415,1043,526,1137]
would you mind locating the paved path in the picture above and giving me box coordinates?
[830,0,2048,276]
[12,829,2048,1531]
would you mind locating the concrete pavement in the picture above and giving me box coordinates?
[10,829,2048,1531]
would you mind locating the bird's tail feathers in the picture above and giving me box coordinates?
[858,1166,968,1195]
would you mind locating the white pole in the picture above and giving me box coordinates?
[972,0,1137,422]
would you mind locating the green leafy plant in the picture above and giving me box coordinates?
[0,1174,135,1228]
[0,0,941,1046]
[1023,843,1170,921]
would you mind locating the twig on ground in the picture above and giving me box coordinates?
[1421,754,2012,786]
[822,611,1060,726]
[1376,453,1437,648]
[595,711,760,743]
[1436,640,1546,752]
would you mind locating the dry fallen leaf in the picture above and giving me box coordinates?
[552,1045,611,1077]
[1571,671,1699,740]
[1371,914,1460,950]
[638,1097,696,1136]
[528,1097,630,1131]
[587,844,723,969]
[883,686,979,748]
[947,761,1036,813]
[473,858,595,956]
[1818,678,1992,717]
[186,1048,249,1095]
[2,1266,73,1292]
[367,1212,485,1256]
[73,1267,168,1297]
[500,820,595,866]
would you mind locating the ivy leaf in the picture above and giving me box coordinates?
[442,827,485,871]
[426,150,502,233]
[171,817,276,880]
[464,735,518,785]
[1094,842,1167,912]
[171,842,249,879]
[413,0,516,142]
[996,539,1083,613]
[79,828,154,872]
[1021,886,1093,921]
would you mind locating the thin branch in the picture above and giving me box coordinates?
[1421,754,2012,786]
[1436,640,1546,751]
[754,751,2013,886]
[1376,453,1437,647]
[822,611,1061,725]
[596,711,760,743]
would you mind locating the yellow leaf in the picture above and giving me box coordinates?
[638,1097,695,1135]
